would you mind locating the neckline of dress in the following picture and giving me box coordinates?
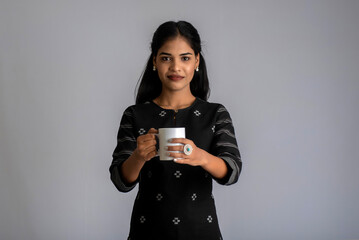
[151,97,199,112]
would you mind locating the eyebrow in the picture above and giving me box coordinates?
[159,52,193,56]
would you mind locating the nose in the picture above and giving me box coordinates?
[169,58,180,71]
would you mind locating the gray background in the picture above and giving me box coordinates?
[1,0,358,239]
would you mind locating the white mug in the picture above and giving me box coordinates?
[156,127,185,160]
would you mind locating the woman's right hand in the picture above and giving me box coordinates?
[133,128,158,162]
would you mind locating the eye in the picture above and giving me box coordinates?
[161,57,171,62]
[182,56,190,61]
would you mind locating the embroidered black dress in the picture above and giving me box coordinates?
[110,98,242,240]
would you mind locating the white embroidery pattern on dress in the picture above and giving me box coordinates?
[191,193,197,201]
[174,170,182,178]
[212,125,215,132]
[140,216,146,223]
[156,193,163,201]
[172,217,180,225]
[207,215,213,223]
[194,110,201,116]
[159,110,166,117]
[138,128,146,135]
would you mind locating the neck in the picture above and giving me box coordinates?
[154,91,196,110]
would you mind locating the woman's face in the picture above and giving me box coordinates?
[153,36,199,94]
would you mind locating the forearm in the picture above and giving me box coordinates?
[121,150,146,184]
[200,149,228,179]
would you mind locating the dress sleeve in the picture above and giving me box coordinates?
[109,107,138,192]
[211,105,242,186]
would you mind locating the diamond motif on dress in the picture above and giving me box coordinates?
[138,128,146,135]
[194,110,201,116]
[140,216,146,223]
[207,215,213,223]
[191,193,197,201]
[212,125,215,132]
[156,193,163,201]
[159,110,166,117]
[147,171,152,178]
[172,217,180,225]
[174,170,182,178]
[205,172,209,178]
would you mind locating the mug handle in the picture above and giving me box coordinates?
[153,133,160,157]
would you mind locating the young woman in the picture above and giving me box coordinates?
[110,21,242,240]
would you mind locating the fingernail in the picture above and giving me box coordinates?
[173,159,177,162]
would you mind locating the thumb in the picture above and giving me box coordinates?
[148,128,158,134]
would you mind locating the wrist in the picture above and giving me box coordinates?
[132,149,146,164]
[198,148,210,167]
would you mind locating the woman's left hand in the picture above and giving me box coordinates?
[167,138,208,167]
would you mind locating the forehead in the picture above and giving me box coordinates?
[158,36,194,54]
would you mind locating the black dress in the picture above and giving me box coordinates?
[110,98,242,240]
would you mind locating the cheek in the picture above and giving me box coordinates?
[157,67,166,76]
[157,68,168,82]
[185,66,196,75]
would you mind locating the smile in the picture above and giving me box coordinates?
[167,75,184,81]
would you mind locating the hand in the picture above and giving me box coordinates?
[133,128,158,162]
[167,138,208,167]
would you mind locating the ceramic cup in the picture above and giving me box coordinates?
[156,127,185,160]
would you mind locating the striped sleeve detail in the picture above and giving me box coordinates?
[217,107,227,112]
[214,129,236,139]
[211,104,242,185]
[123,111,133,117]
[112,150,134,157]
[110,165,138,192]
[219,155,241,185]
[120,124,133,129]
[110,106,138,192]
[215,118,232,125]
[215,142,239,150]
[117,136,136,143]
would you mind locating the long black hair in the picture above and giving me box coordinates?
[135,21,210,104]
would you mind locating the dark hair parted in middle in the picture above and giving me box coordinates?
[135,21,210,104]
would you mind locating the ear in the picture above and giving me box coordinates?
[153,55,156,68]
[195,53,200,68]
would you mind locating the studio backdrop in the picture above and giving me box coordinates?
[1,1,358,240]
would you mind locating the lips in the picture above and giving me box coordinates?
[167,74,184,81]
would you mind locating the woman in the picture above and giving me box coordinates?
[110,21,242,240]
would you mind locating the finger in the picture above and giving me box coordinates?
[144,145,157,153]
[173,158,191,164]
[137,141,156,152]
[147,128,158,134]
[144,149,158,161]
[138,146,157,160]
[170,138,192,145]
[169,152,187,159]
[166,145,185,152]
[138,134,156,143]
